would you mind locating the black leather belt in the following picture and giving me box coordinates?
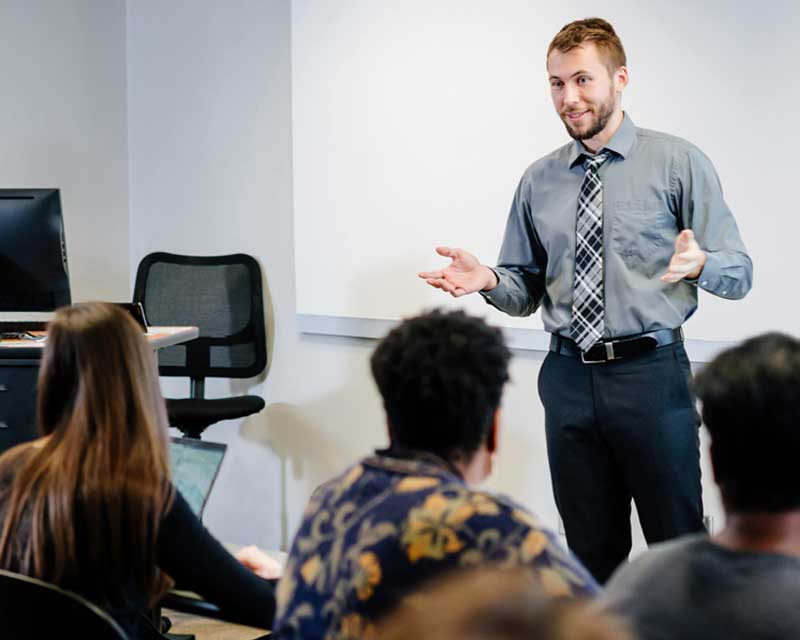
[549,328,684,364]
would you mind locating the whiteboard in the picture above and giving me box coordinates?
[293,0,799,343]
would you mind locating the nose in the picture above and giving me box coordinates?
[563,82,580,106]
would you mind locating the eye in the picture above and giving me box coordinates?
[550,80,563,89]
[577,76,591,85]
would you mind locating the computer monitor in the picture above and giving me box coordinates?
[0,189,70,311]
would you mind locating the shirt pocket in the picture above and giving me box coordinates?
[611,199,677,277]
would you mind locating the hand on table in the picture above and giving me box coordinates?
[418,247,498,297]
[235,545,282,580]
[661,230,706,283]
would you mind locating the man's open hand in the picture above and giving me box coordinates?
[418,247,497,297]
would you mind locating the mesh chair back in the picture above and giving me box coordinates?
[0,569,128,639]
[133,253,267,379]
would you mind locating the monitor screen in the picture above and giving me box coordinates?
[0,189,70,311]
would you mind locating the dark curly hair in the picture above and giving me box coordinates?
[695,332,800,513]
[370,309,511,462]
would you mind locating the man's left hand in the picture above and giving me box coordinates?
[661,229,706,283]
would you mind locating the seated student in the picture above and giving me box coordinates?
[0,303,279,638]
[601,333,800,639]
[378,567,632,640]
[273,310,599,640]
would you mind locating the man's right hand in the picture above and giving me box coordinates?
[418,247,498,298]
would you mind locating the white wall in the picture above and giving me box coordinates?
[127,0,722,554]
[127,0,305,548]
[292,0,798,345]
[0,0,130,303]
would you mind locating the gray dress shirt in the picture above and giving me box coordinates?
[481,113,752,338]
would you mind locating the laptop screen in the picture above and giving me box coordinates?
[170,437,227,517]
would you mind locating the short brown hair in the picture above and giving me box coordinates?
[547,18,627,75]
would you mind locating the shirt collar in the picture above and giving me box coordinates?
[365,446,465,482]
[568,112,636,168]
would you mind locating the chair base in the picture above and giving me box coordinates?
[167,395,266,440]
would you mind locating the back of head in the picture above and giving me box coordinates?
[37,302,168,446]
[695,332,800,512]
[370,310,510,463]
[547,18,627,74]
[0,302,172,606]
[377,567,632,640]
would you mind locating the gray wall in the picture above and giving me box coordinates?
[0,0,130,303]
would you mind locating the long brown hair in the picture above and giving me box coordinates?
[0,302,174,606]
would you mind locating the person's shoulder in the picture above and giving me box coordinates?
[633,125,713,163]
[468,489,547,525]
[445,489,599,596]
[307,459,371,503]
[605,533,707,594]
[519,141,574,184]
[630,533,706,568]
[475,492,565,557]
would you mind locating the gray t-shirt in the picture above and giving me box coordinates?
[601,534,800,640]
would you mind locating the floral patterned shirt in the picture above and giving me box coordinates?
[272,451,599,639]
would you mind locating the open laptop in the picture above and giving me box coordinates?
[169,437,227,518]
[164,437,280,619]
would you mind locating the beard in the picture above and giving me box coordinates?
[561,89,616,141]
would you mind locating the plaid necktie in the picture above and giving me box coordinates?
[571,151,612,352]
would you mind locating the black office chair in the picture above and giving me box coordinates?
[0,569,128,639]
[133,253,268,439]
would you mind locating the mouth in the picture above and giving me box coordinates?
[564,109,590,123]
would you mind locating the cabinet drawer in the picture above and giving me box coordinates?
[0,365,40,453]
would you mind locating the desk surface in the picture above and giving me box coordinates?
[144,326,200,349]
[160,547,283,636]
[0,326,199,356]
[163,608,269,640]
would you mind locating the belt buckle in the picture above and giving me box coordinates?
[580,341,619,364]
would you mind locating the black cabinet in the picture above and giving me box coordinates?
[0,353,41,454]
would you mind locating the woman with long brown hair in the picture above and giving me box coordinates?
[0,302,276,636]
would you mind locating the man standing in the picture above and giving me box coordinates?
[602,333,800,639]
[419,18,752,583]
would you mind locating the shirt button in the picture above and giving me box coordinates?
[701,281,708,286]
[722,290,727,295]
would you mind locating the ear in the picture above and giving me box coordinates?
[487,410,500,454]
[614,65,629,93]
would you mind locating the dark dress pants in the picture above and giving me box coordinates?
[538,342,705,584]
